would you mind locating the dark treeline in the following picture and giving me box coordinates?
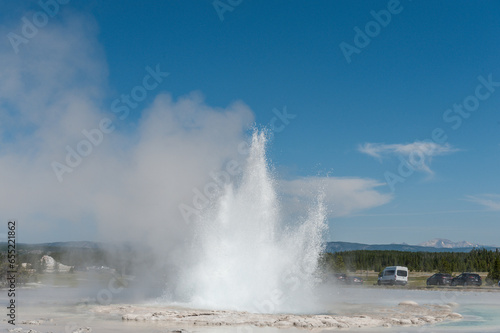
[324,248,500,275]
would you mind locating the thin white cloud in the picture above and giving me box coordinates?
[358,141,458,174]
[465,194,500,211]
[279,177,392,218]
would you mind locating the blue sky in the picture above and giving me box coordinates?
[0,0,499,246]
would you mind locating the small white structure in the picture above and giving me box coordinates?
[40,255,73,273]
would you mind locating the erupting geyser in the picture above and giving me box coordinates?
[173,130,328,314]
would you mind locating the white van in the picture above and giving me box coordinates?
[377,266,408,286]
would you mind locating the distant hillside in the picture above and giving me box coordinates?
[2,240,497,256]
[325,241,499,253]
[0,241,115,252]
[0,241,106,254]
[39,241,103,249]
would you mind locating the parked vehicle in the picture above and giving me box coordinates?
[346,276,363,285]
[426,273,452,286]
[332,273,347,283]
[450,273,482,286]
[331,273,363,285]
[377,266,408,286]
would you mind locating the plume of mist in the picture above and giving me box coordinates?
[0,10,392,303]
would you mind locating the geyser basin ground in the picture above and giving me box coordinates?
[105,301,463,329]
[4,280,500,333]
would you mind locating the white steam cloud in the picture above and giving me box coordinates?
[0,13,253,251]
[0,12,391,257]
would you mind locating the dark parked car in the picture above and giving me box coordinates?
[450,273,482,286]
[346,276,363,285]
[426,273,452,286]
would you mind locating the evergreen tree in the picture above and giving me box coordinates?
[333,255,346,273]
[487,257,500,283]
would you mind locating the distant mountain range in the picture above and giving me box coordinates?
[326,238,498,253]
[0,241,115,254]
[1,239,497,254]
[418,238,480,249]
